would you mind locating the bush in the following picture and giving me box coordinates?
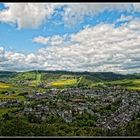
[18,92,28,96]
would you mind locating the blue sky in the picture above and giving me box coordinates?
[0,3,139,53]
[0,3,140,73]
[0,3,137,53]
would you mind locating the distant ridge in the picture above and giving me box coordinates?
[0,70,139,82]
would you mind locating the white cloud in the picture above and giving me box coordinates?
[132,3,140,11]
[126,18,140,30]
[1,17,140,73]
[116,15,133,22]
[0,3,136,29]
[0,47,7,62]
[62,3,132,26]
[33,36,50,45]
[33,35,65,46]
[49,35,64,46]
[32,18,140,74]
[0,47,4,54]
[0,3,55,29]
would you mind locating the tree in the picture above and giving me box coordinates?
[28,114,41,124]
[2,113,10,121]
[0,116,33,136]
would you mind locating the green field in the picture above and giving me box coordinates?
[1,71,140,91]
[50,79,78,88]
[0,93,25,100]
[92,79,140,91]
[0,82,11,89]
[29,72,42,87]
[90,78,140,91]
[36,73,41,83]
[0,82,29,100]
[0,108,11,118]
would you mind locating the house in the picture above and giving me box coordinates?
[35,92,42,96]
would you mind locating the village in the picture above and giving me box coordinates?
[0,85,136,130]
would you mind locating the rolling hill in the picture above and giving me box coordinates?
[0,70,140,89]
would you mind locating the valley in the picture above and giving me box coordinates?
[0,70,140,136]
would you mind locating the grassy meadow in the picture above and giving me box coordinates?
[50,79,78,88]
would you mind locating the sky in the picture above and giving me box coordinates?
[0,3,140,74]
